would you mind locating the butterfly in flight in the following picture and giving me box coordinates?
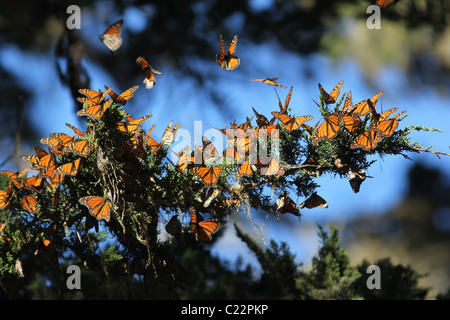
[251,77,287,89]
[79,196,111,222]
[188,207,226,242]
[216,35,240,70]
[136,56,162,89]
[98,19,123,52]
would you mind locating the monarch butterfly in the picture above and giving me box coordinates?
[216,35,240,70]
[35,153,55,170]
[174,145,196,173]
[22,194,37,214]
[376,0,400,9]
[299,193,328,209]
[191,166,223,186]
[273,194,301,217]
[136,56,162,89]
[22,147,49,169]
[350,129,382,151]
[79,196,111,222]
[40,134,73,154]
[203,188,220,208]
[38,164,64,187]
[55,158,81,176]
[188,207,226,242]
[117,113,152,135]
[155,121,180,153]
[259,157,285,176]
[76,98,113,119]
[348,167,366,193]
[251,77,286,89]
[375,110,406,137]
[311,113,341,144]
[0,184,13,209]
[22,175,45,193]
[77,87,113,106]
[66,123,87,137]
[98,19,123,52]
[252,107,270,128]
[352,91,384,117]
[201,136,222,165]
[271,112,313,132]
[338,91,362,133]
[105,85,139,105]
[274,86,293,115]
[318,80,344,104]
[235,159,257,179]
[63,140,94,157]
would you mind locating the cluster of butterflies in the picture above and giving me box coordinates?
[0,123,94,214]
[312,80,406,151]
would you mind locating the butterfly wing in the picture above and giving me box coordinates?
[311,113,341,144]
[299,193,328,209]
[318,80,344,104]
[99,19,123,52]
[79,196,111,222]
[353,91,384,117]
[350,129,381,151]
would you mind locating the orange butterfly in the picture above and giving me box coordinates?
[350,129,382,151]
[66,123,87,137]
[77,87,113,107]
[376,0,400,9]
[318,80,344,104]
[79,196,111,222]
[76,98,113,119]
[136,56,162,89]
[22,147,49,169]
[0,184,13,209]
[216,35,240,70]
[40,133,73,154]
[338,91,362,133]
[189,207,226,242]
[55,158,81,176]
[235,159,257,179]
[299,193,328,209]
[38,164,64,187]
[98,19,123,52]
[152,121,180,154]
[251,77,286,89]
[22,194,37,214]
[275,86,293,114]
[106,85,139,105]
[259,157,285,176]
[117,114,152,135]
[375,109,406,137]
[352,91,384,117]
[63,140,94,157]
[311,113,341,144]
[271,112,313,132]
[273,194,300,217]
[173,145,197,173]
[191,166,223,186]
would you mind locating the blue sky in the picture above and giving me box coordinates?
[1,7,449,271]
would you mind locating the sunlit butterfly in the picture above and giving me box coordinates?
[259,157,285,176]
[311,113,341,144]
[299,192,328,209]
[271,112,313,132]
[350,129,382,151]
[55,158,81,176]
[0,184,13,209]
[79,196,111,222]
[318,80,344,104]
[235,159,257,179]
[352,91,384,117]
[136,56,162,89]
[188,207,226,242]
[98,19,123,52]
[64,140,94,157]
[216,35,240,70]
[105,85,139,105]
[191,166,224,186]
[40,133,73,154]
[117,113,152,135]
[376,0,400,9]
[77,87,113,107]
[76,98,113,119]
[251,77,286,89]
[273,194,301,217]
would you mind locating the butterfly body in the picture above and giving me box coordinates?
[98,19,123,52]
[216,35,240,70]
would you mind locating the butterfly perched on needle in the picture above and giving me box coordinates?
[136,56,162,89]
[105,85,139,105]
[271,112,313,132]
[98,19,123,52]
[188,207,226,242]
[251,77,287,89]
[216,35,240,70]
